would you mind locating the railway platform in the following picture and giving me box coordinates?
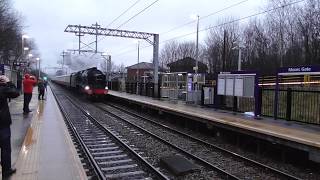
[4,87,87,179]
[107,90,320,163]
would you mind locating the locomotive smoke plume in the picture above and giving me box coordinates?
[68,54,106,73]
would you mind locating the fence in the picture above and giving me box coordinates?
[218,88,320,125]
[111,79,320,125]
[261,88,320,125]
[124,82,155,97]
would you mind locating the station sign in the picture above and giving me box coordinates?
[278,65,320,75]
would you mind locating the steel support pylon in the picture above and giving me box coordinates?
[65,24,160,97]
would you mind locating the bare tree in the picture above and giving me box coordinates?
[297,0,320,64]
[159,40,205,68]
[205,18,240,73]
[0,0,23,66]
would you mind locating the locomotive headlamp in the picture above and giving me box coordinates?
[84,85,90,90]
[105,86,108,90]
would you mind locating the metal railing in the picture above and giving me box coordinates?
[215,88,320,125]
[261,88,320,125]
[110,79,320,125]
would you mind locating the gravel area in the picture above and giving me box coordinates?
[52,89,168,179]
[102,103,288,180]
[111,102,320,180]
[66,95,223,179]
[54,85,320,180]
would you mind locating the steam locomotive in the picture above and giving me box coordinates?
[52,67,108,98]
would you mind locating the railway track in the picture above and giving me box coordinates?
[52,87,168,180]
[56,89,238,179]
[94,102,302,180]
[51,84,302,179]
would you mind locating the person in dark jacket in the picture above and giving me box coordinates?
[37,78,45,100]
[0,75,19,178]
[23,74,37,114]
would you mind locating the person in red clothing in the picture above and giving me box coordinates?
[23,74,37,114]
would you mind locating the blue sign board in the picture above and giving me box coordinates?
[278,65,320,74]
[0,64,4,75]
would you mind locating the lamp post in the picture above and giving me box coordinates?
[28,53,33,63]
[232,43,243,111]
[232,44,243,71]
[28,53,33,72]
[190,14,200,91]
[136,40,140,95]
[36,57,40,78]
[195,15,199,75]
[237,47,242,71]
[102,53,111,82]
[20,35,29,75]
[21,35,29,61]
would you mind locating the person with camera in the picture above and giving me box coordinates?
[0,75,20,178]
[23,74,37,114]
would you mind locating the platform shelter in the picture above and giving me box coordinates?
[160,72,205,104]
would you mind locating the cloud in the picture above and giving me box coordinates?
[13,0,266,72]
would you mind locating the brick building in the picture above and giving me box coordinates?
[126,62,166,82]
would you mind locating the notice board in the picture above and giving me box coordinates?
[217,77,225,95]
[218,73,255,97]
[234,77,243,96]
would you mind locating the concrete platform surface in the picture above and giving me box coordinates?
[7,87,87,180]
[108,91,320,150]
[9,88,39,166]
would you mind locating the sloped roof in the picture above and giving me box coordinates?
[167,57,207,73]
[126,62,154,70]
[126,62,167,71]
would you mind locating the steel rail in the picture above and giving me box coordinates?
[106,102,302,180]
[63,95,170,180]
[51,89,106,180]
[95,103,240,180]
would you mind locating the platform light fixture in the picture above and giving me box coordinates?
[36,57,40,78]
[22,34,29,39]
[21,34,30,64]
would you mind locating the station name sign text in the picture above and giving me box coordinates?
[288,67,311,72]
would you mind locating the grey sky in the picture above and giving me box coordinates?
[13,0,266,71]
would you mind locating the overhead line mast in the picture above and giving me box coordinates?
[64,24,160,97]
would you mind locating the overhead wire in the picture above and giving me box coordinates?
[97,0,160,46]
[160,0,250,35]
[80,0,142,50]
[161,0,305,44]
[113,0,305,58]
[106,0,142,28]
[116,0,160,29]
[112,0,250,57]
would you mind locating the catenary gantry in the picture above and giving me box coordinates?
[64,24,160,97]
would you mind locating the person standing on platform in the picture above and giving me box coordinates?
[23,74,37,114]
[44,79,48,91]
[37,78,45,100]
[0,75,19,178]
